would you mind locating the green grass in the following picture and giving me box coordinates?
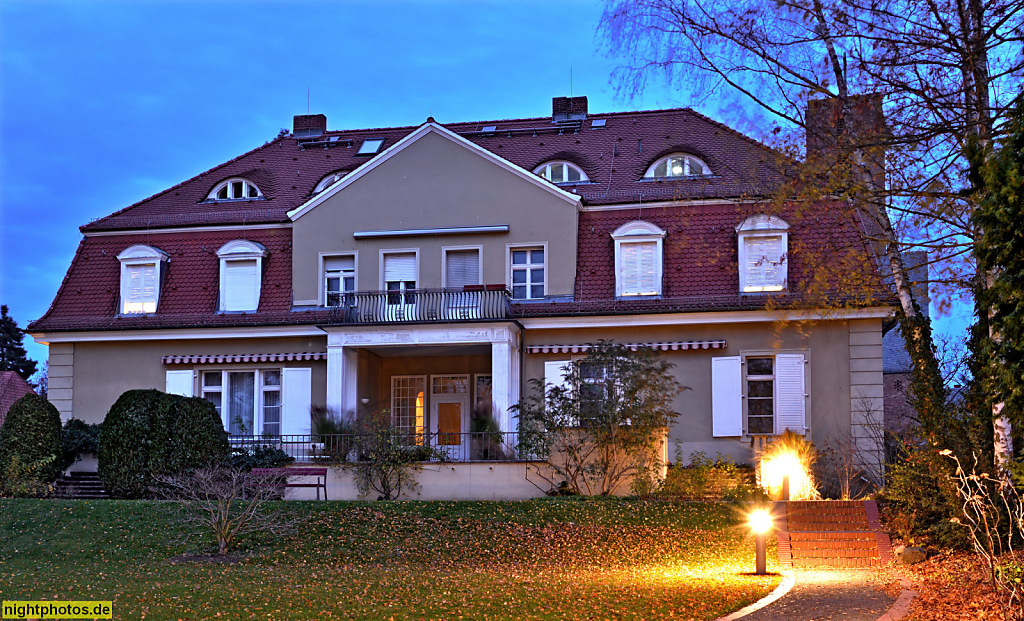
[0,498,780,620]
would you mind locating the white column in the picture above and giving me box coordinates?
[326,343,345,416]
[343,347,359,418]
[490,328,520,433]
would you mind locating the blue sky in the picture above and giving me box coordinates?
[0,0,971,373]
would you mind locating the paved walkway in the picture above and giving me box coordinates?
[738,568,899,621]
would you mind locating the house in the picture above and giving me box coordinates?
[0,371,37,428]
[28,96,894,499]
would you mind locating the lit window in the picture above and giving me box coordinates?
[313,171,349,195]
[643,154,711,178]
[510,247,545,300]
[357,138,385,155]
[204,369,280,436]
[324,255,356,306]
[117,244,168,314]
[736,215,789,293]
[534,161,588,184]
[217,240,267,312]
[208,178,263,201]
[611,221,665,297]
[391,375,426,444]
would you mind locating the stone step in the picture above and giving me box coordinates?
[775,500,892,568]
[54,473,109,499]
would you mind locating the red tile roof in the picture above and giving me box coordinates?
[0,372,37,427]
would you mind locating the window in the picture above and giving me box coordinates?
[313,171,348,195]
[710,354,807,437]
[217,240,266,312]
[323,254,356,306]
[643,153,710,178]
[746,357,775,434]
[444,248,481,289]
[510,247,545,299]
[208,178,263,201]
[357,138,384,155]
[203,369,281,436]
[382,251,417,305]
[117,245,168,314]
[391,375,425,443]
[533,161,588,184]
[736,215,789,293]
[611,221,665,297]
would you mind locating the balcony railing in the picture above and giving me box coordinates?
[229,431,538,463]
[325,286,513,324]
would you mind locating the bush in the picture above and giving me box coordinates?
[0,394,63,495]
[231,445,295,471]
[99,389,229,499]
[656,451,763,501]
[877,446,970,549]
[59,418,102,471]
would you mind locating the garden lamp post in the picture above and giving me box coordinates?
[748,509,773,575]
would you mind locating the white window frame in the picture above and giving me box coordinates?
[391,375,427,441]
[739,351,809,437]
[379,248,420,292]
[117,244,168,315]
[744,355,776,436]
[507,242,547,300]
[533,161,589,184]
[357,138,385,155]
[207,178,263,201]
[643,153,711,179]
[736,215,789,293]
[319,252,358,306]
[611,221,666,297]
[441,245,483,289]
[201,367,281,436]
[313,171,349,195]
[217,240,267,312]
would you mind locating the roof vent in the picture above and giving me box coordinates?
[552,96,588,122]
[293,114,327,139]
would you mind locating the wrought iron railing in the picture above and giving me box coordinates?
[228,431,537,463]
[325,286,513,324]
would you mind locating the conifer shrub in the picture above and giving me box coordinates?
[59,418,102,471]
[0,394,63,495]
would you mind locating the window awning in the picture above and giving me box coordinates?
[525,340,726,354]
[162,352,327,365]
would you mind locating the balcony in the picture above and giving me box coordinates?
[325,285,513,324]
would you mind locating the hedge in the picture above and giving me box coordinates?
[0,394,63,489]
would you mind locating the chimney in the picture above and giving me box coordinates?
[293,114,327,139]
[805,94,885,190]
[552,96,588,122]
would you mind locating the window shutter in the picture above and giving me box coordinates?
[544,360,571,394]
[166,370,194,397]
[127,264,156,303]
[775,353,806,434]
[324,255,354,271]
[620,244,639,293]
[445,249,480,288]
[619,241,658,295]
[384,253,416,282]
[711,356,743,436]
[281,367,312,436]
[638,241,657,293]
[224,259,259,311]
[745,236,783,290]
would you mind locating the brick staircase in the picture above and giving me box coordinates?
[53,472,109,499]
[775,500,892,568]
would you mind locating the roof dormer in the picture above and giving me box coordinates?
[207,178,263,201]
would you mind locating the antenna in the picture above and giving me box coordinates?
[570,67,573,100]
[307,87,310,114]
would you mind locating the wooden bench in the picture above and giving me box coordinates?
[251,467,328,500]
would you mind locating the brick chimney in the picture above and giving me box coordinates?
[805,94,886,190]
[293,114,327,138]
[552,96,588,122]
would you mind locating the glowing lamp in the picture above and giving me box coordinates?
[748,509,773,575]
[760,450,813,500]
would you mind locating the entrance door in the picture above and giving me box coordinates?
[430,375,470,457]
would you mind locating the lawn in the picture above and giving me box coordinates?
[0,498,780,620]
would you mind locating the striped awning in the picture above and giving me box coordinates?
[162,352,327,365]
[525,341,726,354]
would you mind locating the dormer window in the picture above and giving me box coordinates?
[736,215,789,293]
[208,178,263,201]
[217,240,267,312]
[357,138,384,155]
[611,221,666,297]
[644,154,711,179]
[313,171,349,195]
[534,161,588,184]
[117,244,168,314]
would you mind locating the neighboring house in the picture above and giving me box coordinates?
[29,96,894,499]
[882,251,930,441]
[0,371,37,428]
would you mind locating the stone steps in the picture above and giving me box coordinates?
[775,500,891,568]
[54,472,109,499]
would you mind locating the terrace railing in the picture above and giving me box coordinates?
[228,431,538,463]
[326,286,513,325]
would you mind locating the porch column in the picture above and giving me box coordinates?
[491,328,520,433]
[326,343,345,416]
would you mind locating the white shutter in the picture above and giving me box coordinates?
[282,367,312,436]
[384,253,416,283]
[638,241,657,293]
[745,236,784,290]
[775,353,807,434]
[745,237,768,289]
[711,356,743,437]
[620,244,639,293]
[445,249,481,288]
[544,360,571,394]
[126,264,157,303]
[166,370,194,397]
[224,259,259,311]
[324,255,354,271]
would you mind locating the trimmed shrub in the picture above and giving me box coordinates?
[0,394,63,495]
[230,445,295,471]
[99,389,229,499]
[59,418,102,471]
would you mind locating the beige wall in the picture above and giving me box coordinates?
[292,131,579,304]
[67,336,328,424]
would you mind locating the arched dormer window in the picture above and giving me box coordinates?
[312,171,349,195]
[117,244,168,314]
[611,221,666,297]
[643,153,711,179]
[208,178,263,201]
[533,161,589,184]
[216,240,267,312]
[736,215,789,293]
